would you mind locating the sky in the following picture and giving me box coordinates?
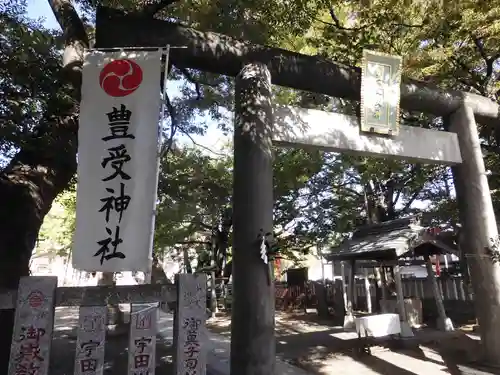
[26,0,229,156]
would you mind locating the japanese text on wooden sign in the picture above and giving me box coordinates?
[360,50,402,136]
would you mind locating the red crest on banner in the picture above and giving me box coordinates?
[99,59,143,97]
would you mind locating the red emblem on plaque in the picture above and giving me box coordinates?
[28,291,44,308]
[136,313,152,330]
[99,59,143,97]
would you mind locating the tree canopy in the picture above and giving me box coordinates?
[8,0,500,278]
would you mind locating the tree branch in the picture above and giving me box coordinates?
[179,67,219,100]
[177,240,211,245]
[326,6,420,32]
[196,220,214,231]
[160,92,177,157]
[142,0,181,17]
[473,36,488,62]
[176,124,227,156]
[399,190,421,215]
[328,7,369,31]
[48,0,89,88]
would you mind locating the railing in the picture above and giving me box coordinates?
[351,277,474,301]
[0,273,207,375]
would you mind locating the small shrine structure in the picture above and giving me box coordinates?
[326,215,457,334]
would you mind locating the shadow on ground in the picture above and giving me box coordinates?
[209,311,500,375]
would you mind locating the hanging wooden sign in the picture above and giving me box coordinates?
[360,50,402,136]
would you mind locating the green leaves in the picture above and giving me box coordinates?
[37,185,77,257]
[0,3,66,162]
[14,0,500,275]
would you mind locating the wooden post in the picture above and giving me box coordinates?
[128,304,158,375]
[459,279,466,301]
[8,276,57,375]
[174,273,207,375]
[451,279,458,300]
[393,265,406,320]
[353,271,358,309]
[349,260,356,307]
[424,255,454,331]
[364,268,372,313]
[394,266,414,337]
[373,267,383,312]
[344,260,356,328]
[380,267,388,300]
[377,266,389,312]
[231,62,275,375]
[74,306,107,375]
[341,262,348,309]
[438,279,444,299]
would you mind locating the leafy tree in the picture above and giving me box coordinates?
[153,143,326,279]
[37,185,77,257]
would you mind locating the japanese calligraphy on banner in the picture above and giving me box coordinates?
[360,50,402,136]
[73,50,162,272]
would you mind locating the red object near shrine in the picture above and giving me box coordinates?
[274,256,281,280]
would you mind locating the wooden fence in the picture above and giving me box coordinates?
[272,277,476,324]
[273,277,473,306]
[351,277,474,302]
[0,274,207,375]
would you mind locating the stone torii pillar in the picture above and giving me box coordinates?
[448,104,500,359]
[231,62,275,375]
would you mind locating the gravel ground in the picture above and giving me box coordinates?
[207,311,499,375]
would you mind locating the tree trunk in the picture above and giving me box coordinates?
[0,1,88,371]
[150,253,172,284]
[150,253,176,312]
[98,272,128,335]
[424,255,454,331]
[222,259,232,283]
[182,247,193,273]
[0,148,77,370]
[0,57,80,375]
[209,272,218,317]
[210,229,219,317]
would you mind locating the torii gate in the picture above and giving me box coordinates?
[96,6,500,374]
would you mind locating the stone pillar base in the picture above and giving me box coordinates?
[437,317,455,332]
[344,313,355,329]
[400,321,414,337]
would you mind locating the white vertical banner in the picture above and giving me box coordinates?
[73,50,162,272]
